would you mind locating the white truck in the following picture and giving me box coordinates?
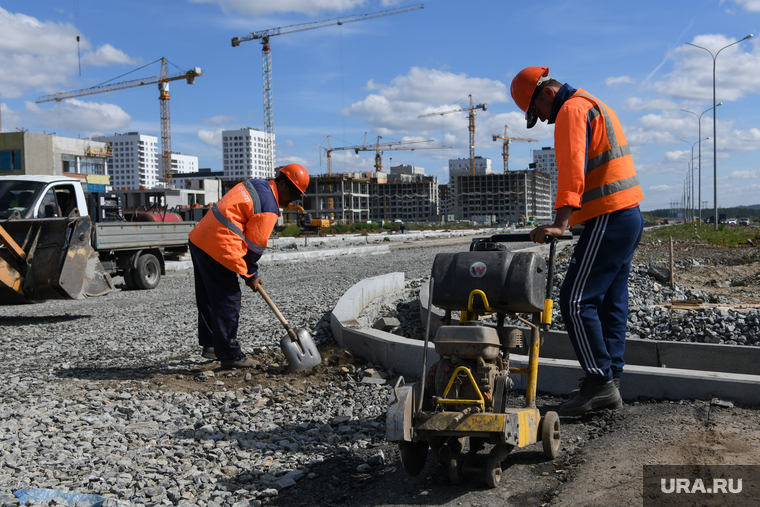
[0,175,195,303]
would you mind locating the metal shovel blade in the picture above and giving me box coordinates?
[280,328,322,371]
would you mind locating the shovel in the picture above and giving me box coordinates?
[256,285,322,371]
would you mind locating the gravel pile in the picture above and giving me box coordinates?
[0,240,533,507]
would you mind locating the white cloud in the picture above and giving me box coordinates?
[664,150,690,162]
[344,67,510,151]
[25,99,131,134]
[204,115,237,125]
[652,34,758,102]
[648,184,678,191]
[730,169,758,179]
[188,0,366,16]
[622,97,678,112]
[198,128,223,147]
[605,76,635,88]
[724,0,760,12]
[0,7,139,98]
[81,44,138,67]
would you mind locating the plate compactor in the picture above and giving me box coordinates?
[386,233,570,488]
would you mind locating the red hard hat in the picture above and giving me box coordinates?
[278,163,310,195]
[510,66,551,114]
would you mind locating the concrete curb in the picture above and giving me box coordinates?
[331,258,760,406]
[330,272,439,380]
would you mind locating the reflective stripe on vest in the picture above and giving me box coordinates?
[211,204,265,255]
[243,179,262,214]
[582,175,641,205]
[574,92,637,204]
[576,94,632,174]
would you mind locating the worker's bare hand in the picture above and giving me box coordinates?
[246,277,263,292]
[529,225,563,243]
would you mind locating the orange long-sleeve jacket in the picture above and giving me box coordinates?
[188,179,281,279]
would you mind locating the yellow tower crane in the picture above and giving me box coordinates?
[418,94,487,176]
[232,4,424,175]
[492,125,538,173]
[36,58,203,186]
[320,136,450,174]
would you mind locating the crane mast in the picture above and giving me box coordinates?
[418,94,487,176]
[232,4,424,176]
[492,125,538,173]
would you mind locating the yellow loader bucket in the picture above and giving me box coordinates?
[0,216,114,304]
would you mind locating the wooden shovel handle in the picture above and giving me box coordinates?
[256,285,289,328]
[256,285,298,341]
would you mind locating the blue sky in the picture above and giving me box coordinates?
[1,0,759,212]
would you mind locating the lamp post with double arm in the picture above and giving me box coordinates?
[686,34,753,230]
[681,104,720,224]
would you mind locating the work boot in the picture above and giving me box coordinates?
[201,347,217,360]
[569,377,620,400]
[558,376,623,416]
[220,354,257,370]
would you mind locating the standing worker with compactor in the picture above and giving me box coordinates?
[188,164,310,369]
[511,66,644,416]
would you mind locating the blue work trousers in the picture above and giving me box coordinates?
[559,207,643,381]
[189,240,243,360]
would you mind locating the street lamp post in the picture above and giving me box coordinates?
[679,138,709,222]
[681,105,720,223]
[686,34,753,230]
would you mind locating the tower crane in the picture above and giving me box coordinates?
[320,136,450,174]
[492,125,538,173]
[36,58,203,186]
[232,4,424,176]
[418,94,487,176]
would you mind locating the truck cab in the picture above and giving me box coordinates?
[0,175,87,220]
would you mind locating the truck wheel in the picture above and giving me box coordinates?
[122,269,138,290]
[134,253,161,290]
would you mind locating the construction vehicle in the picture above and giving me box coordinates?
[386,232,570,487]
[419,95,487,176]
[282,204,329,234]
[0,175,195,304]
[36,58,203,186]
[232,4,424,175]
[492,125,538,173]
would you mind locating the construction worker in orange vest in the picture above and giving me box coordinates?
[188,164,310,369]
[511,66,644,416]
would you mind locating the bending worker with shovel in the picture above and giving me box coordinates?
[188,164,312,369]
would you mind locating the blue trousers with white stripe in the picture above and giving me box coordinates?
[559,207,643,381]
[190,240,243,361]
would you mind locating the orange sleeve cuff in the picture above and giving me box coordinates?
[555,191,582,210]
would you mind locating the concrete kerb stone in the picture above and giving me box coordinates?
[330,243,760,406]
[330,272,439,380]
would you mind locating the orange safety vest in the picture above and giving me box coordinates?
[554,89,644,227]
[188,179,280,278]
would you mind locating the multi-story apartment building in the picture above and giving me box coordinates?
[95,132,160,189]
[222,128,274,181]
[171,152,199,176]
[533,146,557,210]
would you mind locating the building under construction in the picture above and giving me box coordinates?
[369,165,439,222]
[302,172,372,224]
[451,169,552,225]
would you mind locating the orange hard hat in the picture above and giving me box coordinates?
[278,163,310,195]
[511,66,551,128]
